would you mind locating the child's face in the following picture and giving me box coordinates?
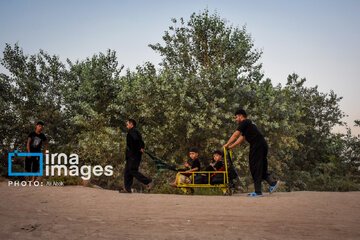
[189,152,198,160]
[213,153,222,162]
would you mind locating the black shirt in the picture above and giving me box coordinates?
[187,158,201,171]
[126,127,145,157]
[237,119,264,145]
[28,132,47,152]
[213,161,224,171]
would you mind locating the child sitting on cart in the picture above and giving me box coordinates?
[195,150,225,184]
[169,147,201,186]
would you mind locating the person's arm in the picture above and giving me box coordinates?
[43,141,48,154]
[27,137,31,153]
[229,135,245,149]
[186,167,199,172]
[139,134,145,153]
[137,131,145,153]
[186,159,200,172]
[223,130,241,149]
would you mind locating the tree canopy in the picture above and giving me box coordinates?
[1,9,359,192]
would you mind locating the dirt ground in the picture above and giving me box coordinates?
[0,182,359,240]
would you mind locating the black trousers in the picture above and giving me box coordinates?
[25,156,40,172]
[194,173,224,185]
[194,174,208,184]
[249,138,276,194]
[124,155,152,192]
[211,174,224,185]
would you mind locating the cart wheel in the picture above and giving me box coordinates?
[181,188,194,195]
[226,188,233,196]
[222,188,232,196]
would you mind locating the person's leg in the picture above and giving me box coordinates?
[170,177,177,186]
[264,171,277,187]
[32,156,40,183]
[188,175,193,184]
[249,144,265,195]
[210,174,224,185]
[260,142,277,187]
[170,173,182,186]
[194,174,203,184]
[129,157,152,185]
[25,156,32,182]
[131,170,152,185]
[265,174,276,186]
[179,174,187,184]
[124,162,133,192]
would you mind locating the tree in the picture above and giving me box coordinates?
[149,9,262,78]
[0,44,68,176]
[1,9,358,192]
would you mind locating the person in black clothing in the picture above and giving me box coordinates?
[169,147,201,186]
[26,121,47,183]
[120,119,153,193]
[223,109,279,197]
[195,150,225,184]
[210,150,226,184]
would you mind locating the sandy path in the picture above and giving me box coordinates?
[0,182,359,240]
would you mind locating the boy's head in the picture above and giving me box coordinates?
[188,147,199,160]
[126,119,136,129]
[234,109,247,123]
[35,121,44,133]
[213,150,223,162]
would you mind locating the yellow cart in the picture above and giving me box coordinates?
[176,148,235,195]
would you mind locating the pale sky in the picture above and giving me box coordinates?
[1,0,359,135]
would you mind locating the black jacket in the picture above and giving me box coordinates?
[126,127,145,159]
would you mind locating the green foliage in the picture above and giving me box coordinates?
[1,9,359,192]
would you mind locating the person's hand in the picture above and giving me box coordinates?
[184,162,190,168]
[140,148,144,153]
[223,144,230,149]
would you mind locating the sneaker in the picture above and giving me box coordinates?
[270,181,279,194]
[119,189,130,193]
[248,192,264,197]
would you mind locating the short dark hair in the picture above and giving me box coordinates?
[213,150,224,157]
[189,147,199,153]
[36,121,44,126]
[234,109,247,117]
[128,119,137,127]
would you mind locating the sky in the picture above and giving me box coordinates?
[1,0,359,135]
